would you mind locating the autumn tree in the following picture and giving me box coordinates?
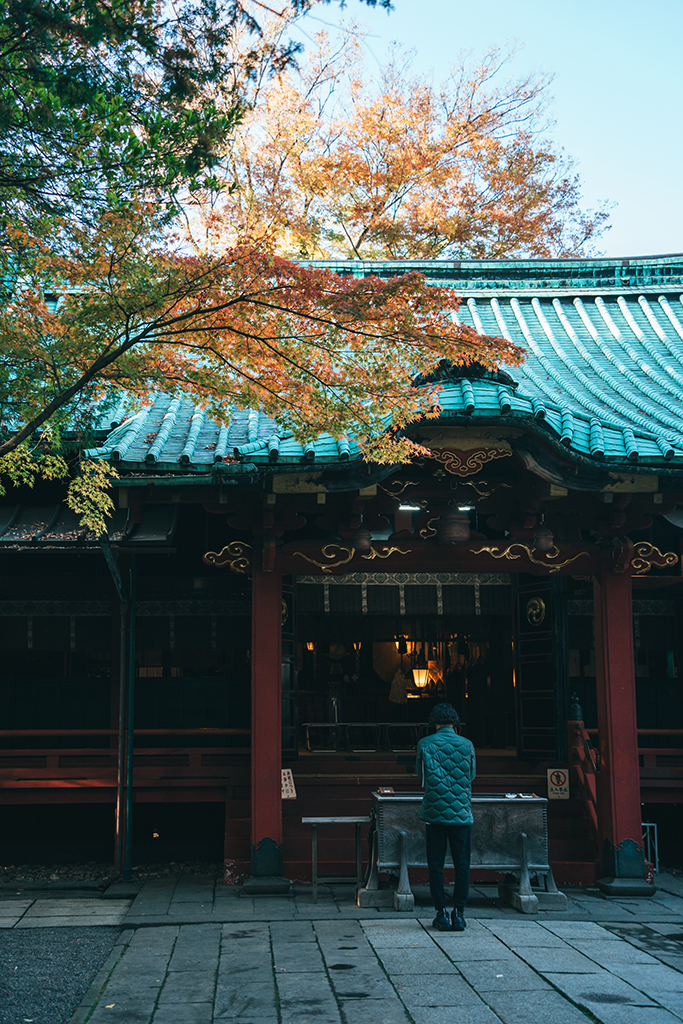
[0,202,522,529]
[0,2,532,531]
[196,29,609,259]
[0,0,393,237]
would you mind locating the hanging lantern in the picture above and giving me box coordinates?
[351,522,373,553]
[412,646,429,688]
[533,522,554,552]
[395,635,408,655]
[437,502,471,544]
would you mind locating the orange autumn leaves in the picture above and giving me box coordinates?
[0,210,523,464]
[193,31,609,261]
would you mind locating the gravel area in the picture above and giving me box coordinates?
[0,926,120,1024]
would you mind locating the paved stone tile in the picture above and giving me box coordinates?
[432,937,518,961]
[313,920,365,936]
[272,941,326,972]
[361,921,434,947]
[543,970,657,1009]
[17,912,129,927]
[88,1007,155,1024]
[588,1007,683,1024]
[607,962,683,992]
[541,921,623,939]
[168,923,220,970]
[213,1019,278,1024]
[417,917,488,931]
[100,983,162,1004]
[375,947,459,974]
[128,925,179,950]
[481,922,568,946]
[655,993,683,1017]
[457,959,552,991]
[221,922,270,945]
[213,978,277,1018]
[156,969,216,1003]
[271,920,316,941]
[151,1002,213,1024]
[0,899,32,912]
[276,972,342,1024]
[409,1009,503,1024]
[338,997,412,1024]
[391,974,485,1007]
[511,946,601,973]
[645,923,683,936]
[218,952,272,977]
[131,880,177,917]
[482,989,601,1024]
[656,954,683,972]
[327,969,396,999]
[567,938,661,964]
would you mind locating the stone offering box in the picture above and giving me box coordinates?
[357,791,566,913]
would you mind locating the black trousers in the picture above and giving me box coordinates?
[425,822,471,912]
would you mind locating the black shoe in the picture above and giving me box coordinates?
[432,910,451,932]
[451,910,466,932]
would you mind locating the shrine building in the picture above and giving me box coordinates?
[1,254,683,895]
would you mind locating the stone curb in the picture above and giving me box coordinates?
[67,928,134,1024]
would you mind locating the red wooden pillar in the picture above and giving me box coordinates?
[243,564,289,893]
[593,570,652,894]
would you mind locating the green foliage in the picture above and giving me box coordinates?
[66,459,118,536]
[0,438,69,493]
[0,0,390,238]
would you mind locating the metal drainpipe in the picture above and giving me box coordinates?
[123,556,137,881]
[114,595,129,876]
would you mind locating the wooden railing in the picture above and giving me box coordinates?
[0,728,249,737]
[568,717,600,838]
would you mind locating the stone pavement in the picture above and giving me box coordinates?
[2,873,683,1022]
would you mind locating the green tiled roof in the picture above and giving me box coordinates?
[85,255,683,474]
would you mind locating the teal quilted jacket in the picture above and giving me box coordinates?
[416,727,476,825]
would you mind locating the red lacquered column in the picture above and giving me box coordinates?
[243,564,289,893]
[593,570,653,895]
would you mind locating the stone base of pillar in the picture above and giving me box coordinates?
[393,890,415,912]
[241,875,291,895]
[596,876,655,897]
[356,886,393,907]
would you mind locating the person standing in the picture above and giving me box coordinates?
[416,703,476,932]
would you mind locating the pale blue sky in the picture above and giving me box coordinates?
[294,0,683,258]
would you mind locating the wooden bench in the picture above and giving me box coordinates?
[301,816,371,901]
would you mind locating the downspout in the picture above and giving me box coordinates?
[99,537,129,878]
[115,594,129,876]
[123,556,137,881]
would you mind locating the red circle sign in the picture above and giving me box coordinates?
[550,770,567,787]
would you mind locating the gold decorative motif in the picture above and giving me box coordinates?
[291,544,410,573]
[471,543,589,574]
[465,479,513,498]
[631,542,679,576]
[292,544,355,572]
[361,546,410,561]
[420,517,439,540]
[379,479,421,497]
[429,447,513,477]
[203,541,253,574]
[526,597,546,625]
